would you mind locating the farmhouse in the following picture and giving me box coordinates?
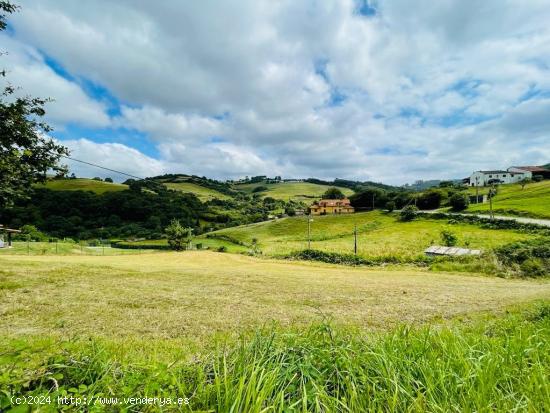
[309,198,354,215]
[468,170,531,187]
[508,166,550,180]
[0,225,21,248]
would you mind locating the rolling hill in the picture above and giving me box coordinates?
[467,180,550,219]
[37,178,128,194]
[233,181,354,201]
[164,182,231,201]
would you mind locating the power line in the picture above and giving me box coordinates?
[61,155,146,181]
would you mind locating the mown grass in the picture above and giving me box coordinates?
[36,178,128,194]
[1,302,549,412]
[164,182,231,201]
[2,253,549,341]
[204,211,535,261]
[466,180,550,219]
[233,181,354,201]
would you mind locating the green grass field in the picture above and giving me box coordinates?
[37,178,128,194]
[204,211,534,260]
[0,241,156,255]
[466,180,550,219]
[233,181,354,201]
[164,182,231,201]
[1,253,549,411]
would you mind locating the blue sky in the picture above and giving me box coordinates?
[1,0,549,183]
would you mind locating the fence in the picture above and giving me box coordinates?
[0,240,161,256]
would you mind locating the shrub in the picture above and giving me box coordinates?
[195,243,203,250]
[449,193,469,211]
[385,201,396,212]
[400,205,419,221]
[417,189,443,210]
[440,229,458,247]
[104,177,113,183]
[217,246,227,252]
[164,219,193,251]
[494,238,550,277]
[252,185,268,193]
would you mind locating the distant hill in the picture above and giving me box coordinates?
[146,174,238,201]
[232,180,354,201]
[542,163,550,170]
[37,178,128,194]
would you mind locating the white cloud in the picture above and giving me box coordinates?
[3,0,550,183]
[0,35,110,128]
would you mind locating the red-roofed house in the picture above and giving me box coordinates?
[309,198,354,215]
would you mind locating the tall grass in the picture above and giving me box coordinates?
[1,303,549,412]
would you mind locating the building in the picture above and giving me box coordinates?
[508,166,550,180]
[0,225,21,248]
[468,170,531,187]
[309,198,354,215]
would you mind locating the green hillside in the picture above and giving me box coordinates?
[37,178,128,194]
[467,180,550,219]
[234,181,354,201]
[164,182,231,201]
[202,211,533,260]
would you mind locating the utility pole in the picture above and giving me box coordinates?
[372,193,375,211]
[354,223,357,255]
[307,217,312,250]
[489,185,495,220]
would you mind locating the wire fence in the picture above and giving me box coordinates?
[0,240,158,256]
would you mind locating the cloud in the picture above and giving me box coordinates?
[3,0,549,184]
[0,35,110,128]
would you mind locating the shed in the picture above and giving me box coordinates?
[0,225,21,248]
[424,245,481,256]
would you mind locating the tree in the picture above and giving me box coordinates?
[519,177,532,190]
[104,177,113,183]
[385,200,396,212]
[400,205,419,221]
[164,219,193,251]
[449,193,469,211]
[416,189,443,210]
[322,187,345,199]
[0,2,69,207]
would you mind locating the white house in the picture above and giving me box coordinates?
[468,170,531,187]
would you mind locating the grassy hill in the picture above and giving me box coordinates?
[164,182,231,201]
[466,180,550,219]
[37,178,128,194]
[233,181,354,201]
[202,211,533,261]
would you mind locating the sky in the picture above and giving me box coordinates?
[1,0,549,184]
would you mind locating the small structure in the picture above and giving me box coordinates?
[0,225,21,248]
[508,166,550,180]
[468,170,531,187]
[424,245,481,256]
[309,198,355,215]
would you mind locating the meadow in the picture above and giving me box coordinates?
[466,180,550,219]
[36,178,128,194]
[0,241,157,255]
[164,182,231,201]
[204,211,536,260]
[233,181,354,201]
[1,252,549,411]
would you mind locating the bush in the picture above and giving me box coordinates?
[217,246,227,252]
[494,238,550,277]
[400,205,419,221]
[449,193,469,211]
[195,243,203,250]
[385,201,396,212]
[417,189,443,210]
[440,229,458,247]
[252,186,268,193]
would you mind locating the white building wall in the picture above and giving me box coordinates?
[468,170,531,186]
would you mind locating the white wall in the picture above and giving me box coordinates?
[468,170,531,186]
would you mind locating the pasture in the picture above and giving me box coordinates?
[36,178,128,194]
[164,181,231,201]
[466,180,550,219]
[233,181,354,201]
[204,211,536,260]
[1,252,549,411]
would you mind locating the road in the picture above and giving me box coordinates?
[418,210,550,228]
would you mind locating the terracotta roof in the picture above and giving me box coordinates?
[509,166,549,173]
